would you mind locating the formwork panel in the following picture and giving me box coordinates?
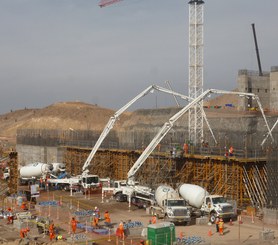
[62,147,266,207]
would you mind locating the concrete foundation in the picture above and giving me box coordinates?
[195,217,208,225]
[263,208,278,225]
[259,230,275,241]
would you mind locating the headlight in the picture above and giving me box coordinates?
[217,206,223,212]
[167,210,174,217]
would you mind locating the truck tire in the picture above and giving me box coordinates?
[210,212,217,223]
[115,193,123,202]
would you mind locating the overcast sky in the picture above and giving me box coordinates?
[0,0,277,114]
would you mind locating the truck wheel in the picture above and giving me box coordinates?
[115,193,122,202]
[210,212,217,223]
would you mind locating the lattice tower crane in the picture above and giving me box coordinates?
[99,0,205,145]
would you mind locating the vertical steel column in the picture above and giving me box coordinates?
[188,0,204,144]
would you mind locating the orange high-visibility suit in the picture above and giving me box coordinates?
[218,219,224,235]
[71,218,78,234]
[21,202,28,211]
[151,215,157,224]
[7,208,13,224]
[49,224,55,241]
[104,211,111,223]
[117,222,124,239]
[93,207,100,227]
[20,228,29,238]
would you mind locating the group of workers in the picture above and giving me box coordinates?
[15,204,154,242]
[20,221,65,241]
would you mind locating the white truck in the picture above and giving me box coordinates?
[150,185,191,225]
[102,182,191,224]
[178,183,237,223]
[48,174,102,192]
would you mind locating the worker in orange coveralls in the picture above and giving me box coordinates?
[71,217,78,234]
[151,215,157,224]
[92,206,100,227]
[49,223,55,241]
[20,227,30,238]
[7,208,13,224]
[104,210,111,223]
[21,202,28,211]
[218,218,224,235]
[117,221,125,239]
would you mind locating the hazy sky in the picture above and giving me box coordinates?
[0,0,277,114]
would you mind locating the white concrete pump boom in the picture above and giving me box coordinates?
[261,118,278,146]
[211,89,274,143]
[82,84,191,174]
[81,84,218,174]
[127,89,273,184]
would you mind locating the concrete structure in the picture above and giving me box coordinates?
[237,66,278,111]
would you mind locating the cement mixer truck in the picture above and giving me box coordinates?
[178,184,237,223]
[149,185,191,225]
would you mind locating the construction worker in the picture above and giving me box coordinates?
[104,210,111,223]
[6,208,13,224]
[218,218,224,235]
[139,239,145,245]
[151,215,157,224]
[20,227,30,239]
[215,215,220,233]
[71,217,78,234]
[93,206,100,227]
[117,221,125,240]
[21,202,28,211]
[49,223,55,241]
[229,146,234,156]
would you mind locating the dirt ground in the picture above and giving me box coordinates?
[0,189,278,245]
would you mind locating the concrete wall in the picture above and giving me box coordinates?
[237,66,278,111]
[16,144,64,166]
[237,69,270,110]
[263,208,278,225]
[15,114,278,165]
[270,66,278,111]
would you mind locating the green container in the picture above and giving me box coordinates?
[147,222,176,245]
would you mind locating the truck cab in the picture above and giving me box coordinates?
[164,198,191,224]
[82,175,101,189]
[201,195,236,223]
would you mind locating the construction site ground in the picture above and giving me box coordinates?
[0,188,277,245]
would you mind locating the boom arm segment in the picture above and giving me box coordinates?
[82,84,192,174]
[127,89,213,184]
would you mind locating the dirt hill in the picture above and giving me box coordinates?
[0,101,130,145]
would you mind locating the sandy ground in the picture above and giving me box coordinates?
[1,189,278,245]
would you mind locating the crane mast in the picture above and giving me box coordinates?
[188,0,205,145]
